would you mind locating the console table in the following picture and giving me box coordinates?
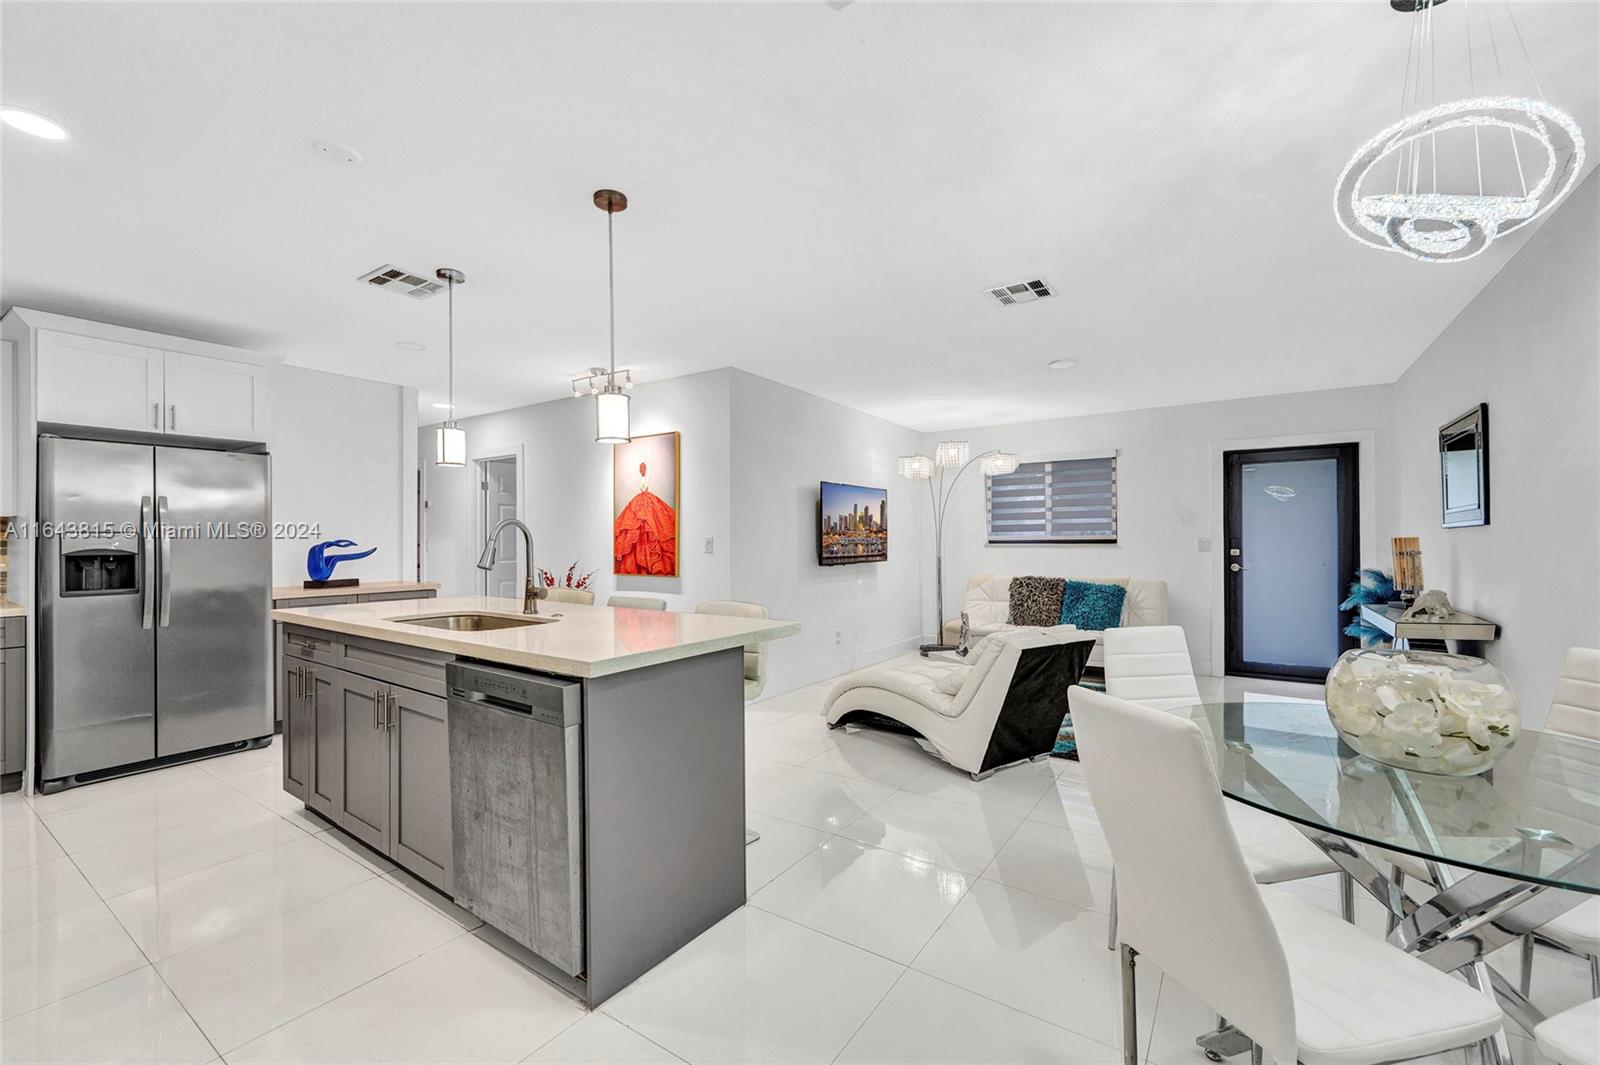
[1359,603,1499,657]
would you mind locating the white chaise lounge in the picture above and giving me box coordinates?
[941,575,1168,668]
[822,627,1095,779]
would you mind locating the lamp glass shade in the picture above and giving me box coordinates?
[595,390,631,444]
[981,451,1021,476]
[897,455,933,480]
[435,424,466,467]
[935,440,970,468]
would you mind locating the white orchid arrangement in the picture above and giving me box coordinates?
[1325,650,1520,776]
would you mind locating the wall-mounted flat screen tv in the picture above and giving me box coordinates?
[818,481,888,565]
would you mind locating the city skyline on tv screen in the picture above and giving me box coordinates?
[819,481,887,564]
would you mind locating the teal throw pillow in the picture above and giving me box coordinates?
[1059,580,1127,631]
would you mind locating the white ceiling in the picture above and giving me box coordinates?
[3,1,1596,431]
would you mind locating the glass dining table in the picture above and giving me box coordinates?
[1182,699,1600,1064]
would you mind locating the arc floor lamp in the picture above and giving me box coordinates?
[899,441,1019,655]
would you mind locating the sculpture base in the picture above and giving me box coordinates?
[303,578,360,589]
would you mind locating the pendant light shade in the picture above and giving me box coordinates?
[434,425,466,467]
[595,390,631,445]
[593,188,631,444]
[434,267,467,467]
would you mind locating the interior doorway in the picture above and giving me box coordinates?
[1223,443,1358,680]
[477,455,520,598]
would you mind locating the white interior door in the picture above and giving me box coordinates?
[480,457,520,598]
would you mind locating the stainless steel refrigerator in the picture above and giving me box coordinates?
[37,437,272,790]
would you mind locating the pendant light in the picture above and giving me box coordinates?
[433,267,467,466]
[593,189,631,444]
[1334,0,1584,263]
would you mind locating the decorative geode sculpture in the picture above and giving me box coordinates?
[1324,649,1520,776]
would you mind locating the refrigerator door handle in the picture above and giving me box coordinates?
[140,495,156,629]
[156,495,173,628]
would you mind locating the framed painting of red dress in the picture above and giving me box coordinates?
[613,431,679,577]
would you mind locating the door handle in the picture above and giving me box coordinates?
[156,496,173,627]
[1230,563,1243,572]
[139,496,155,629]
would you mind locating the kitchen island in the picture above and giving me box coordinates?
[271,595,798,1005]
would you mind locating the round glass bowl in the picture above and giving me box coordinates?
[1324,648,1520,776]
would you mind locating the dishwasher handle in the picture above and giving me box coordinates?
[446,661,581,728]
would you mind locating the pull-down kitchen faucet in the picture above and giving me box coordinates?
[476,518,547,615]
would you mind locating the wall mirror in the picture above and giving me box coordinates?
[1439,403,1489,528]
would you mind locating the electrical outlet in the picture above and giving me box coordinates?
[703,536,715,554]
[1196,537,1213,552]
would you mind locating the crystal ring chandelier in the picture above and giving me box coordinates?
[1335,95,1584,262]
[1334,0,1585,264]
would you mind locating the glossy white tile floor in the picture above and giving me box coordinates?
[0,662,1592,1064]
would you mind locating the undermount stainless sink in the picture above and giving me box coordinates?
[393,613,556,631]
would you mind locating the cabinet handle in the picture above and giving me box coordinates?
[386,691,397,731]
[152,403,160,429]
[169,404,177,432]
[374,691,381,730]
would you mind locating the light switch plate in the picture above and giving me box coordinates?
[704,536,715,554]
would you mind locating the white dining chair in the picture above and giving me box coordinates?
[1100,627,1348,950]
[608,594,667,610]
[1534,997,1600,1065]
[544,587,595,605]
[1520,648,1600,998]
[1070,686,1505,1065]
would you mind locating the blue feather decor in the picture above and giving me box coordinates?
[1339,568,1396,647]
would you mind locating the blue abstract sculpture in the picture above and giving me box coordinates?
[306,539,377,583]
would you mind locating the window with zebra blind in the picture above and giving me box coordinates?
[985,453,1118,544]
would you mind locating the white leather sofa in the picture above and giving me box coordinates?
[822,626,1096,778]
[941,575,1168,668]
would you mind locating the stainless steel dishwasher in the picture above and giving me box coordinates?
[447,660,584,976]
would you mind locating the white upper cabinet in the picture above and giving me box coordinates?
[164,351,269,441]
[36,330,167,433]
[30,323,271,443]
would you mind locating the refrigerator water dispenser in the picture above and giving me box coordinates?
[61,546,138,595]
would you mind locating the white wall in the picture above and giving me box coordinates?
[728,370,926,694]
[1393,171,1600,730]
[925,386,1397,677]
[421,370,733,611]
[269,365,414,586]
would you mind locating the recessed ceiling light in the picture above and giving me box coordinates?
[395,341,427,351]
[432,402,455,410]
[1048,358,1078,371]
[1,107,70,141]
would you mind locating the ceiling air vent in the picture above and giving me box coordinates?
[358,265,445,300]
[984,277,1054,307]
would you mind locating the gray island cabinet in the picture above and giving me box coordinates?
[273,594,798,1006]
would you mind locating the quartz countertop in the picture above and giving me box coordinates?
[271,595,799,678]
[0,599,24,619]
[271,581,441,602]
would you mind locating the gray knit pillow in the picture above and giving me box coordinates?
[1009,576,1066,627]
